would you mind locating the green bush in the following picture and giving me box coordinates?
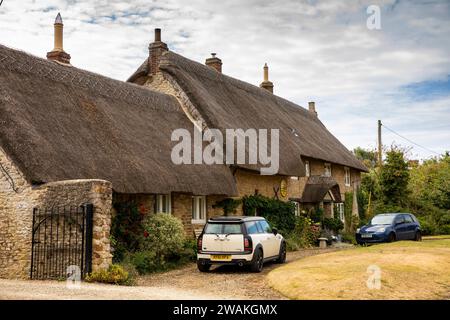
[121,213,193,274]
[418,216,436,235]
[341,231,357,245]
[126,250,159,274]
[439,224,450,235]
[183,239,198,261]
[140,213,186,263]
[111,202,145,262]
[309,207,324,223]
[322,217,344,233]
[85,264,135,286]
[285,216,320,250]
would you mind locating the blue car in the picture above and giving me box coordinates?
[356,213,422,244]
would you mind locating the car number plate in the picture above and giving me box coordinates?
[361,234,373,238]
[211,255,232,261]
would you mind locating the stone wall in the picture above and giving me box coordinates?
[0,147,112,279]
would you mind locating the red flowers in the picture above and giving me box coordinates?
[143,231,149,238]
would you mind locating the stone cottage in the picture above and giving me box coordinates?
[0,17,236,279]
[127,29,368,223]
[0,16,366,280]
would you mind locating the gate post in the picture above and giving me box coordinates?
[84,204,94,276]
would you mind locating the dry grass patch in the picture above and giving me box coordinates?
[267,240,450,300]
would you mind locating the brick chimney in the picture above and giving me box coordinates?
[259,63,274,93]
[205,53,222,72]
[308,101,317,116]
[46,13,71,64]
[148,28,168,75]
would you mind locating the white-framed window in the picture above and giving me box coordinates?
[344,167,351,186]
[324,163,332,177]
[192,196,207,223]
[305,161,310,177]
[156,194,171,214]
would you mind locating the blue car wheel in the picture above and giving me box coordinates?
[388,232,396,242]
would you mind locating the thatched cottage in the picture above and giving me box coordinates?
[127,29,367,222]
[0,17,365,279]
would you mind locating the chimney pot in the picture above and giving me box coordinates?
[308,101,317,116]
[154,28,161,42]
[205,53,222,73]
[260,63,274,93]
[149,28,168,75]
[55,12,63,24]
[47,13,71,64]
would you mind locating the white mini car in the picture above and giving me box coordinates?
[196,216,286,272]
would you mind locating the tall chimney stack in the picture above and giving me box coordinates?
[259,63,274,93]
[308,101,317,116]
[46,13,71,64]
[205,53,222,72]
[149,28,168,75]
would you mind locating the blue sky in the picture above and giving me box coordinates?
[0,0,449,160]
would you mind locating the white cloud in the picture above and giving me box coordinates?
[0,0,449,160]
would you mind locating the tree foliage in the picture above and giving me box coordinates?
[379,148,410,209]
[353,147,378,169]
[359,147,450,235]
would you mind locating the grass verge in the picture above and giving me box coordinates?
[267,239,450,300]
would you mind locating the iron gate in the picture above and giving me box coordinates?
[30,204,93,280]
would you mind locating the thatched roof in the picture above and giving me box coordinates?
[129,51,367,174]
[298,176,342,203]
[0,44,237,195]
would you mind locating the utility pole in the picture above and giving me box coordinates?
[378,120,382,167]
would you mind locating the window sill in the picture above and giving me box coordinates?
[191,220,206,225]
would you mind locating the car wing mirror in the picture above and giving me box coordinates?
[272,228,278,235]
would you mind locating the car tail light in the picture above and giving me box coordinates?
[244,236,252,253]
[197,236,203,252]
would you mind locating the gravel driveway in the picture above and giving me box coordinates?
[137,247,343,300]
[0,247,344,300]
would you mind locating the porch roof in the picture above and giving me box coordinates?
[298,175,342,203]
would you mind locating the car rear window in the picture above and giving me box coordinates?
[204,223,242,234]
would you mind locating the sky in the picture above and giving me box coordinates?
[0,0,449,160]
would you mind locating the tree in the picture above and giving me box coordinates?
[353,147,378,169]
[408,152,450,234]
[379,148,410,209]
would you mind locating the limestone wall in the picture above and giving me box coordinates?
[0,147,112,279]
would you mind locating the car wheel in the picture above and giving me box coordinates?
[414,231,422,241]
[276,242,286,264]
[388,233,396,242]
[250,249,264,273]
[197,261,211,272]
